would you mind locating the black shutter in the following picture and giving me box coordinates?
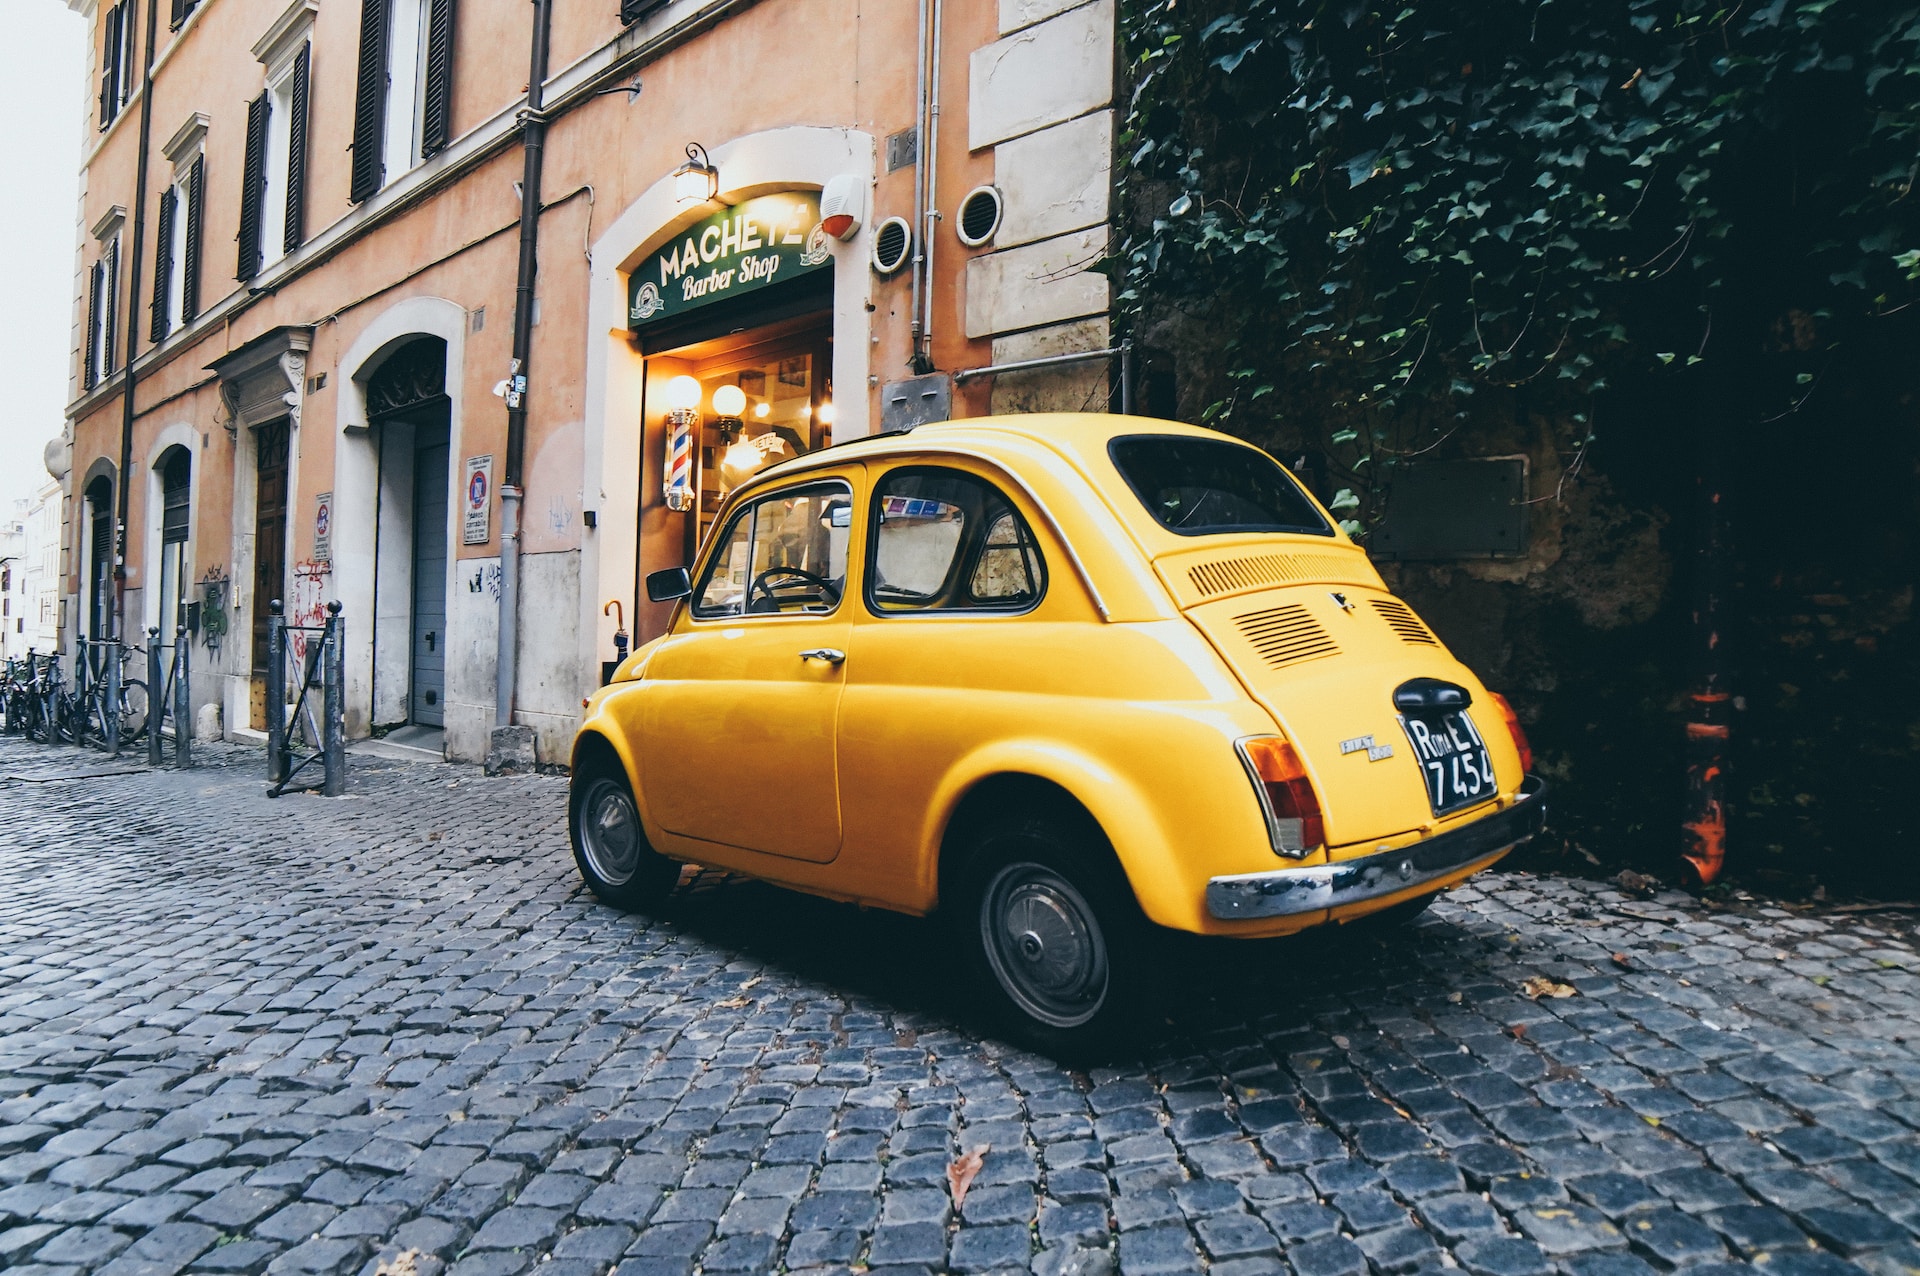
[150,185,175,343]
[284,43,310,253]
[103,237,119,376]
[420,0,457,158]
[169,0,191,30]
[98,4,120,129]
[620,0,666,26]
[349,0,390,203]
[237,90,269,280]
[84,262,102,391]
[182,155,203,322]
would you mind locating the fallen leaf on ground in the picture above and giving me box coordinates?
[374,1251,423,1276]
[1522,977,1578,999]
[1615,869,1651,892]
[1610,952,1633,970]
[947,1144,990,1208]
[1507,1023,1528,1039]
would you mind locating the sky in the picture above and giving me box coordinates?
[1,3,87,514]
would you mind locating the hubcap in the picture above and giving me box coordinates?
[980,862,1109,1028]
[579,778,642,886]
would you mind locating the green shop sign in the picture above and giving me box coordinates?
[628,191,831,330]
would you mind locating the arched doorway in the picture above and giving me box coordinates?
[154,446,192,634]
[84,474,114,641]
[366,336,451,736]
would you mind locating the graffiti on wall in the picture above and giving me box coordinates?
[289,561,332,665]
[199,568,230,653]
[466,561,503,600]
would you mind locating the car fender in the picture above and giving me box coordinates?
[922,736,1199,931]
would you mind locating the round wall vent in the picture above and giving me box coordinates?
[871,216,914,275]
[955,185,1003,248]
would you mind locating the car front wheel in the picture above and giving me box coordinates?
[956,813,1146,1057]
[569,755,680,911]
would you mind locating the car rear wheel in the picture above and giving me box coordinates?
[569,754,680,911]
[956,812,1147,1058]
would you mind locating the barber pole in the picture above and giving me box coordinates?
[664,408,696,512]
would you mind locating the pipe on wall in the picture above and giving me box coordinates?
[497,0,554,733]
[113,0,163,642]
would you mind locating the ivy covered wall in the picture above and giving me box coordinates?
[1117,0,1920,894]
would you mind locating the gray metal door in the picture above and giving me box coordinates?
[411,419,450,727]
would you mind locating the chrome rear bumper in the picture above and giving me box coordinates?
[1205,777,1548,920]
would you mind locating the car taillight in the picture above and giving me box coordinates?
[1487,692,1535,775]
[1235,736,1326,856]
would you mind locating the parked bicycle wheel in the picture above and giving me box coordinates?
[119,679,149,741]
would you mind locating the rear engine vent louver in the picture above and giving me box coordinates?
[1234,604,1340,670]
[1372,598,1439,646]
[1188,552,1359,599]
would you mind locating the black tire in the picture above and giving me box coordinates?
[952,810,1150,1059]
[1344,891,1437,931]
[23,697,47,744]
[120,680,150,741]
[568,752,681,911]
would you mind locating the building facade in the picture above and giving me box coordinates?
[60,0,1121,764]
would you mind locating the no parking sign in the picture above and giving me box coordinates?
[463,455,493,545]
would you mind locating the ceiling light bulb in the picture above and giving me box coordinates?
[817,400,836,424]
[754,402,770,419]
[711,385,747,417]
[665,375,702,411]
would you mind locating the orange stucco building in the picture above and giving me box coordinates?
[58,0,1120,763]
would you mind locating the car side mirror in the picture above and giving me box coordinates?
[646,567,692,603]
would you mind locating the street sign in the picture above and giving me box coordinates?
[313,491,332,563]
[463,455,493,546]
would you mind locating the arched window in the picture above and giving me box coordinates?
[157,446,192,633]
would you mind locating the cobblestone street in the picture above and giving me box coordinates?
[2,737,1919,1276]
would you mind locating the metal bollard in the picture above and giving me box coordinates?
[105,640,121,758]
[175,625,192,770]
[323,602,345,796]
[266,601,286,785]
[147,629,163,766]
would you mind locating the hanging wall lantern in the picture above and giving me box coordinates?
[673,143,719,205]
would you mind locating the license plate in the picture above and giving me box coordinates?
[1399,710,1497,815]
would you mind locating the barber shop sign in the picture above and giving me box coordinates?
[629,192,832,330]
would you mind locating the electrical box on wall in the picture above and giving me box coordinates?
[1369,457,1530,560]
[881,374,952,431]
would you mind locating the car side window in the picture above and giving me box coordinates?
[692,480,854,619]
[868,467,1046,613]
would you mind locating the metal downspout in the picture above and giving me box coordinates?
[921,0,944,368]
[113,0,162,643]
[497,0,553,732]
[907,0,932,373]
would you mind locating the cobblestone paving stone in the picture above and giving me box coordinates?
[2,736,1919,1276]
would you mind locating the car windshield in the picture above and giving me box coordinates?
[1108,435,1334,537]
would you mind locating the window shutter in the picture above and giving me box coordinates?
[182,155,203,322]
[169,0,192,30]
[104,237,120,376]
[84,262,102,391]
[150,186,175,343]
[420,0,457,158]
[619,0,667,26]
[236,90,269,280]
[284,43,310,254]
[98,4,121,129]
[349,0,390,203]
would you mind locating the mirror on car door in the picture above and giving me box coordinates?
[646,567,692,602]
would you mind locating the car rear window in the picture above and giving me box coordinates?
[1108,435,1334,537]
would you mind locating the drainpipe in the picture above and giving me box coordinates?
[113,0,162,643]
[907,0,933,373]
[496,0,552,734]
[919,0,945,368]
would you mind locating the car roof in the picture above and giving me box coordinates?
[742,412,1245,488]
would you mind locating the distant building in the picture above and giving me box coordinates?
[61,0,1120,762]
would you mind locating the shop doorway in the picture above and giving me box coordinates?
[84,475,114,641]
[366,336,451,745]
[643,312,834,560]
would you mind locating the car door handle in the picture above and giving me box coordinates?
[798,648,846,665]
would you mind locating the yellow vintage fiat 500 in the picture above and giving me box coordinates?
[570,414,1543,1051]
